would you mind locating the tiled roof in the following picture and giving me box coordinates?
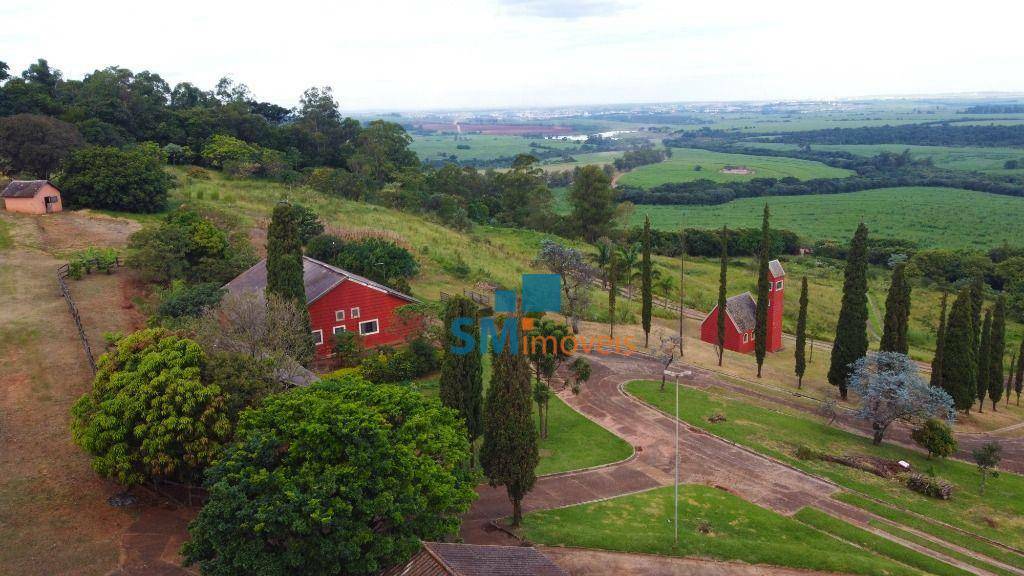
[223,256,416,305]
[1,180,55,198]
[382,543,568,576]
[725,292,757,333]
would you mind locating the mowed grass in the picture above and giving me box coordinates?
[535,393,633,476]
[741,142,1024,175]
[625,380,1024,550]
[520,484,919,575]
[616,147,853,188]
[410,133,577,162]
[633,186,1024,250]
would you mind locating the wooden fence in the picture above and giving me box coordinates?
[56,257,123,375]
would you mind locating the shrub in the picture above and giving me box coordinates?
[408,337,439,375]
[359,350,415,383]
[906,474,954,500]
[56,145,172,212]
[796,445,822,460]
[187,166,211,180]
[156,281,225,321]
[67,247,118,279]
[910,419,958,459]
[332,330,364,367]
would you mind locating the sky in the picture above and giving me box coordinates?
[2,0,1022,112]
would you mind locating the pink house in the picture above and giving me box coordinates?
[1,180,63,215]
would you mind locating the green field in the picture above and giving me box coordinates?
[616,148,853,188]
[538,151,621,173]
[410,134,578,163]
[521,485,920,575]
[632,186,1024,250]
[741,142,1024,175]
[625,380,1024,550]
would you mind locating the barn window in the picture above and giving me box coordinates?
[776,280,784,291]
[351,307,361,319]
[312,330,324,346]
[358,319,379,336]
[333,325,347,335]
[335,309,345,321]
[743,333,750,343]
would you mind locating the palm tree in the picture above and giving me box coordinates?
[618,242,641,300]
[655,274,673,299]
[590,238,614,289]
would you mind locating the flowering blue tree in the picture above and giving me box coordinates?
[848,352,955,445]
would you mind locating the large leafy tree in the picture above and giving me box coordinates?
[754,204,771,377]
[569,165,617,242]
[479,324,539,526]
[847,352,955,445]
[930,293,948,388]
[716,226,729,367]
[494,156,552,229]
[640,215,653,347]
[56,145,172,212]
[879,264,912,354]
[70,329,231,486]
[988,296,1007,410]
[942,288,979,412]
[182,376,475,576]
[828,223,870,400]
[439,296,484,451]
[795,276,809,389]
[348,120,418,187]
[0,114,84,177]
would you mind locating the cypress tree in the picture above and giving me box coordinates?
[977,310,992,413]
[1007,353,1016,408]
[679,228,686,357]
[440,296,484,453]
[479,320,539,526]
[879,264,911,354]
[795,277,809,389]
[988,296,1007,410]
[266,201,314,363]
[716,226,729,367]
[641,215,653,348]
[930,293,948,388]
[828,223,870,400]
[969,276,985,399]
[1015,339,1024,405]
[608,246,617,338]
[942,289,978,412]
[754,204,771,378]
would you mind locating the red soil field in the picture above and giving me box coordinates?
[413,122,575,136]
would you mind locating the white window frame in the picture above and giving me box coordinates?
[350,307,361,319]
[335,309,345,321]
[358,318,379,336]
[743,332,750,343]
[776,280,784,291]
[312,329,324,346]
[332,325,347,335]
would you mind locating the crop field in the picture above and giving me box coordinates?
[616,148,853,188]
[538,151,622,172]
[631,186,1024,250]
[741,142,1024,174]
[409,133,578,162]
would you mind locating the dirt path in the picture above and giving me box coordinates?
[540,547,852,576]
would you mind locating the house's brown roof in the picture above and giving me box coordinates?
[768,259,786,278]
[1,180,57,199]
[223,255,416,305]
[725,291,757,333]
[382,543,568,576]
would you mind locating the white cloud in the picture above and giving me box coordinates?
[1,0,1021,111]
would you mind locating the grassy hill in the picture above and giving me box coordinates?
[632,186,1024,250]
[616,147,853,188]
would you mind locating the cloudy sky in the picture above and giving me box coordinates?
[2,0,1021,111]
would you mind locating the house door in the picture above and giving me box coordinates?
[44,196,58,213]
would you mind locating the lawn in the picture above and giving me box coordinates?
[410,133,578,163]
[625,380,1024,550]
[632,186,1024,250]
[535,393,633,476]
[520,484,919,575]
[616,147,852,188]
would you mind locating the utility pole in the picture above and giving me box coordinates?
[663,367,691,546]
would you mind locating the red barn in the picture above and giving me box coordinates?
[224,256,419,358]
[700,259,785,354]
